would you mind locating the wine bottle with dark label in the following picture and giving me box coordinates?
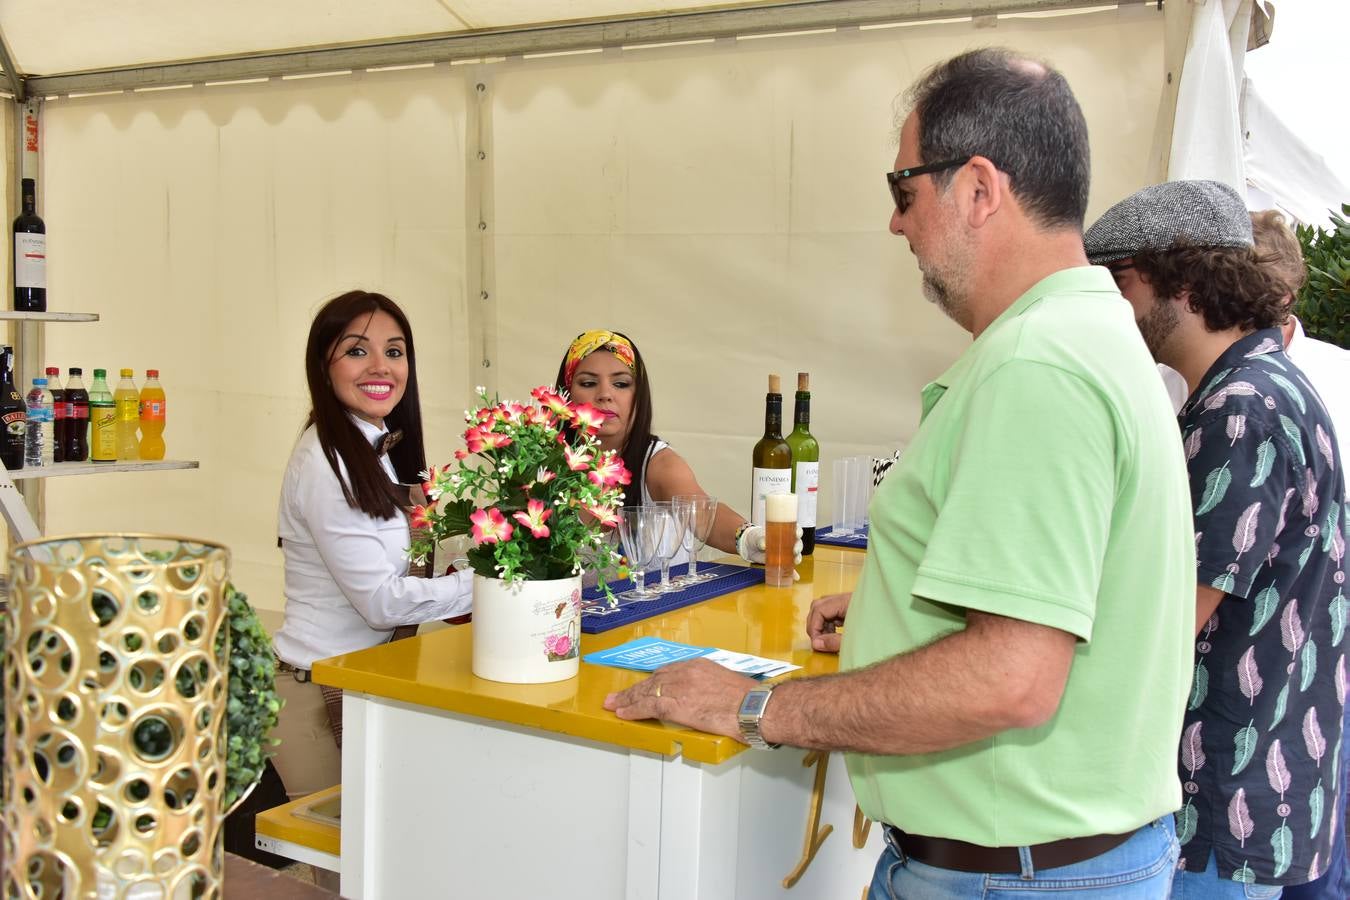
[786,372,820,555]
[13,178,47,312]
[750,373,792,526]
[0,346,29,470]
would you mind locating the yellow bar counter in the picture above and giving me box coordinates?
[310,547,884,899]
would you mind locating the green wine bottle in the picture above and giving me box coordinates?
[750,374,792,526]
[785,372,820,555]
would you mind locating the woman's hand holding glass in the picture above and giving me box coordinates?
[618,506,666,601]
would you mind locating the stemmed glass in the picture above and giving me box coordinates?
[649,501,689,594]
[617,506,666,601]
[673,495,719,586]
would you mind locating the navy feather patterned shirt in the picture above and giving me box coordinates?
[1176,328,1348,886]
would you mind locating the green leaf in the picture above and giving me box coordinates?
[1301,640,1318,692]
[1189,660,1209,710]
[1232,721,1258,775]
[1332,594,1349,648]
[1280,416,1307,465]
[1177,799,1198,845]
[1196,463,1232,516]
[1271,683,1290,731]
[1311,780,1325,840]
[1250,438,1277,488]
[1252,584,1280,635]
[1271,822,1293,879]
[1268,373,1307,413]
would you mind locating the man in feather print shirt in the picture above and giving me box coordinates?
[1086,180,1349,899]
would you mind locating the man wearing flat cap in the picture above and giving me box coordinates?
[1086,180,1348,898]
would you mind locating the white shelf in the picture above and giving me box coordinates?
[6,459,199,480]
[0,311,100,322]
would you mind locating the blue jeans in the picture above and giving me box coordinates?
[869,817,1179,898]
[1170,852,1282,899]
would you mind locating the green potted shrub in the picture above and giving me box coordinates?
[1294,203,1350,349]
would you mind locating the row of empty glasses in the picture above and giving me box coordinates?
[616,495,719,601]
[831,455,878,535]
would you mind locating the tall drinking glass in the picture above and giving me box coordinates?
[617,506,666,600]
[831,457,859,535]
[673,494,718,585]
[649,500,689,594]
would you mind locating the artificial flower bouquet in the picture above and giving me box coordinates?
[410,386,631,598]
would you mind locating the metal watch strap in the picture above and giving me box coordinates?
[737,685,780,750]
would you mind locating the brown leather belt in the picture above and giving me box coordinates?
[883,824,1134,874]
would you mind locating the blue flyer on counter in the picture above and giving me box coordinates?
[583,637,712,671]
[584,636,800,679]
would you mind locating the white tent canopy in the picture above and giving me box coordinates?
[0,0,1337,608]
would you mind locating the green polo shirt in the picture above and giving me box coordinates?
[840,266,1194,846]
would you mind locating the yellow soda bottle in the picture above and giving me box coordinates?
[138,369,166,460]
[114,368,139,461]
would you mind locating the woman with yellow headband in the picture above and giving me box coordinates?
[555,329,790,566]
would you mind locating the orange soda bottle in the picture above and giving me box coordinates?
[138,369,166,460]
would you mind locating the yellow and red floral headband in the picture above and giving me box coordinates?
[563,330,636,389]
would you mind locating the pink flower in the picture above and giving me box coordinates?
[563,444,594,472]
[583,503,621,528]
[511,499,553,539]
[531,386,572,418]
[588,454,631,488]
[410,504,433,530]
[465,426,512,454]
[570,403,606,433]
[469,507,514,545]
[454,449,468,461]
[546,634,572,657]
[536,467,557,484]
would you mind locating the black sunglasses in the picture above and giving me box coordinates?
[885,157,971,214]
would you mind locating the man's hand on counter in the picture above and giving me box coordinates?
[603,658,758,741]
[807,591,851,653]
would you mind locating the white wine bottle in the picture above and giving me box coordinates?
[785,372,820,555]
[750,374,792,526]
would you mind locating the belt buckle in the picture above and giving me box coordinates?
[882,825,908,864]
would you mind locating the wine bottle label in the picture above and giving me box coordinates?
[794,461,820,528]
[750,467,792,526]
[15,234,46,289]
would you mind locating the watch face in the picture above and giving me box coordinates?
[740,690,770,717]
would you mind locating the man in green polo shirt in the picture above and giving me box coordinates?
[605,47,1195,896]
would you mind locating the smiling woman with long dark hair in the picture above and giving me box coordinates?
[270,290,472,813]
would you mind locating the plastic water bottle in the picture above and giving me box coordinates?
[25,377,53,467]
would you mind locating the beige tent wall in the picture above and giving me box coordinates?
[35,5,1162,614]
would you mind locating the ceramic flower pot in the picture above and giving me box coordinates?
[471,574,582,684]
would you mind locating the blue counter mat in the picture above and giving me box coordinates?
[581,562,765,634]
[814,525,869,549]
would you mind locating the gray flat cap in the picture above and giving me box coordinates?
[1083,179,1253,265]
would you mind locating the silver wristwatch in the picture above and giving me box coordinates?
[737,686,781,750]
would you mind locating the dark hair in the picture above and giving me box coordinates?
[1132,241,1288,333]
[304,290,427,520]
[553,330,658,491]
[906,47,1090,230]
[1250,209,1307,300]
